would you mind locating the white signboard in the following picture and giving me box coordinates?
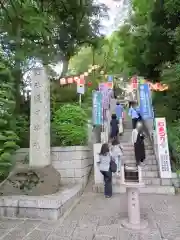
[77,84,85,94]
[155,118,171,178]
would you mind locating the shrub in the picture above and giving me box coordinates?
[0,63,19,181]
[167,121,180,170]
[53,104,88,146]
[15,114,29,148]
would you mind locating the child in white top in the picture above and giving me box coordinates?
[110,138,123,174]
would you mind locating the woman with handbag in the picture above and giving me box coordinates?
[97,143,117,198]
[110,138,123,175]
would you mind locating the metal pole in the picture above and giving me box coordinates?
[79,93,82,106]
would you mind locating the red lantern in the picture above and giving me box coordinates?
[87,81,92,87]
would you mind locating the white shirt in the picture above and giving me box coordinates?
[132,129,138,144]
[111,145,123,157]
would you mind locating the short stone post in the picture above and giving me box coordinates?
[121,165,148,230]
[29,67,51,167]
[127,187,141,225]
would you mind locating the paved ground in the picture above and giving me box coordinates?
[0,191,180,240]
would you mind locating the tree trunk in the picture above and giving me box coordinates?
[60,55,69,77]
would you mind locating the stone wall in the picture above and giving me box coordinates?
[14,146,93,186]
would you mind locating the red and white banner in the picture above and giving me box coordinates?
[155,118,171,178]
[130,76,138,89]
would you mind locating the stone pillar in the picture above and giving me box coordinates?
[29,67,51,167]
[127,188,140,225]
[93,143,103,184]
[122,185,148,230]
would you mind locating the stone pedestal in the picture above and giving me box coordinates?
[121,183,148,230]
[93,143,103,184]
[29,67,50,167]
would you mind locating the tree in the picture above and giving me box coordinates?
[0,59,19,180]
[0,0,107,115]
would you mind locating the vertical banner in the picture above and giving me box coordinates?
[155,118,171,178]
[99,83,109,111]
[92,91,103,125]
[139,83,153,119]
[130,76,138,89]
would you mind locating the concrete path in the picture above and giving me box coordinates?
[0,191,180,240]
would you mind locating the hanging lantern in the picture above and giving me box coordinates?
[74,76,79,83]
[79,75,85,84]
[84,72,88,76]
[60,78,66,85]
[100,70,104,75]
[87,81,92,87]
[67,77,73,84]
[88,69,92,73]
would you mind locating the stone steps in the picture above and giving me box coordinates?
[92,183,175,195]
[122,151,154,156]
[124,159,157,165]
[121,144,153,149]
[116,164,158,171]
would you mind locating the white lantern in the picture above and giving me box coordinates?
[60,78,66,85]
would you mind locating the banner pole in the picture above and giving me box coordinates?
[79,93,82,107]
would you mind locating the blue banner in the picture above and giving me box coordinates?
[92,91,103,125]
[139,83,153,120]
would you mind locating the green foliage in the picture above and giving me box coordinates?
[53,104,88,146]
[0,63,19,181]
[15,114,29,148]
[167,121,180,170]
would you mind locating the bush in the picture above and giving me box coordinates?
[52,104,88,146]
[167,121,180,170]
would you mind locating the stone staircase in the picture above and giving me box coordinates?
[93,120,175,195]
[115,121,175,194]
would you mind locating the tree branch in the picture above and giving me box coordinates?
[0,0,12,22]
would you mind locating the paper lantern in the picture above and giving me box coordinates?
[88,69,92,73]
[100,70,104,75]
[84,72,88,76]
[60,78,66,85]
[67,77,73,84]
[87,81,92,86]
[74,76,79,83]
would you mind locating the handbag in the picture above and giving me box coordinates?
[110,157,117,173]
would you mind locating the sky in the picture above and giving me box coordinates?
[99,0,129,35]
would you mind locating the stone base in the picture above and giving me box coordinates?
[0,184,82,220]
[121,218,148,230]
